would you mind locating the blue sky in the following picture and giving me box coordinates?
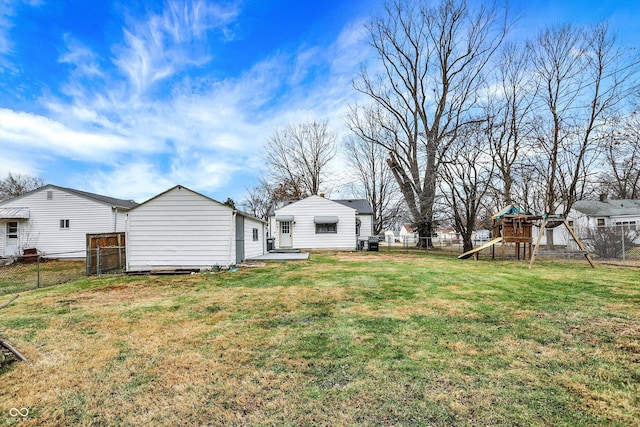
[1,0,639,204]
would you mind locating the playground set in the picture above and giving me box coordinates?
[458,205,595,268]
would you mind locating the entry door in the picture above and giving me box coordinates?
[5,221,19,256]
[280,221,292,248]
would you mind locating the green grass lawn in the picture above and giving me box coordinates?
[1,251,639,426]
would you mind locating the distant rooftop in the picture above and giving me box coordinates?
[573,198,640,217]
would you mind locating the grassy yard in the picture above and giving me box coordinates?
[0,251,638,426]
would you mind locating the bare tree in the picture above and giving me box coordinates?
[527,23,640,245]
[486,42,535,208]
[343,130,403,235]
[351,0,509,246]
[596,113,640,199]
[0,173,44,201]
[264,120,337,200]
[439,124,495,252]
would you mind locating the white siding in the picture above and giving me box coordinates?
[358,215,374,238]
[273,196,357,250]
[0,187,120,258]
[243,216,266,259]
[127,187,236,271]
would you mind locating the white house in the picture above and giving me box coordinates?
[568,195,640,230]
[268,195,374,250]
[126,185,266,272]
[0,184,137,258]
[399,224,418,244]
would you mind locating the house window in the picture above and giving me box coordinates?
[596,218,605,227]
[568,220,574,227]
[615,221,637,231]
[60,219,70,229]
[316,223,337,234]
[6,222,18,238]
[252,228,259,241]
[281,221,290,234]
[47,191,53,200]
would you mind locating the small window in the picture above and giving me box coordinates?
[252,228,259,241]
[47,191,53,200]
[60,219,70,229]
[316,223,337,234]
[567,220,574,227]
[6,222,18,238]
[596,218,605,227]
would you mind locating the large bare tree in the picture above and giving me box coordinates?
[351,0,509,246]
[264,120,337,200]
[0,173,44,201]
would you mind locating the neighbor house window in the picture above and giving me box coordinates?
[568,220,574,227]
[316,223,337,234]
[252,228,259,241]
[47,191,53,200]
[596,218,605,227]
[60,219,70,229]
[615,221,637,231]
[6,222,18,238]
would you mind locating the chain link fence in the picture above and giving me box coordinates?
[574,224,640,267]
[0,251,86,296]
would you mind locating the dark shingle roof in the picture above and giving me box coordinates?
[573,199,640,217]
[57,186,138,209]
[332,199,374,215]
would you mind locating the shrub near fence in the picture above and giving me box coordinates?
[577,224,640,267]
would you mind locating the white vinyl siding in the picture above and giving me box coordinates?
[126,186,266,271]
[127,188,234,270]
[0,187,125,258]
[358,215,374,237]
[271,196,357,250]
[244,217,265,260]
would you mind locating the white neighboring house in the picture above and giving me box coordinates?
[399,224,418,244]
[0,184,137,258]
[126,185,266,272]
[268,195,374,250]
[568,195,640,240]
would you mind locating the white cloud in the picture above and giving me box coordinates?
[0,108,139,162]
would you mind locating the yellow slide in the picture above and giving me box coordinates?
[457,237,503,260]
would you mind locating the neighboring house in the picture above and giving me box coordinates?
[383,230,396,243]
[399,224,418,244]
[568,195,640,230]
[268,195,374,250]
[0,184,137,258]
[126,185,266,272]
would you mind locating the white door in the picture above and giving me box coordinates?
[5,221,19,256]
[280,221,292,248]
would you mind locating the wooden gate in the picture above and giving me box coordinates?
[86,232,126,275]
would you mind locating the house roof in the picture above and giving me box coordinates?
[0,184,138,209]
[324,199,374,215]
[270,196,373,216]
[573,199,640,217]
[131,185,266,223]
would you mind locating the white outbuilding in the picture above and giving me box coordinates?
[126,185,266,272]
